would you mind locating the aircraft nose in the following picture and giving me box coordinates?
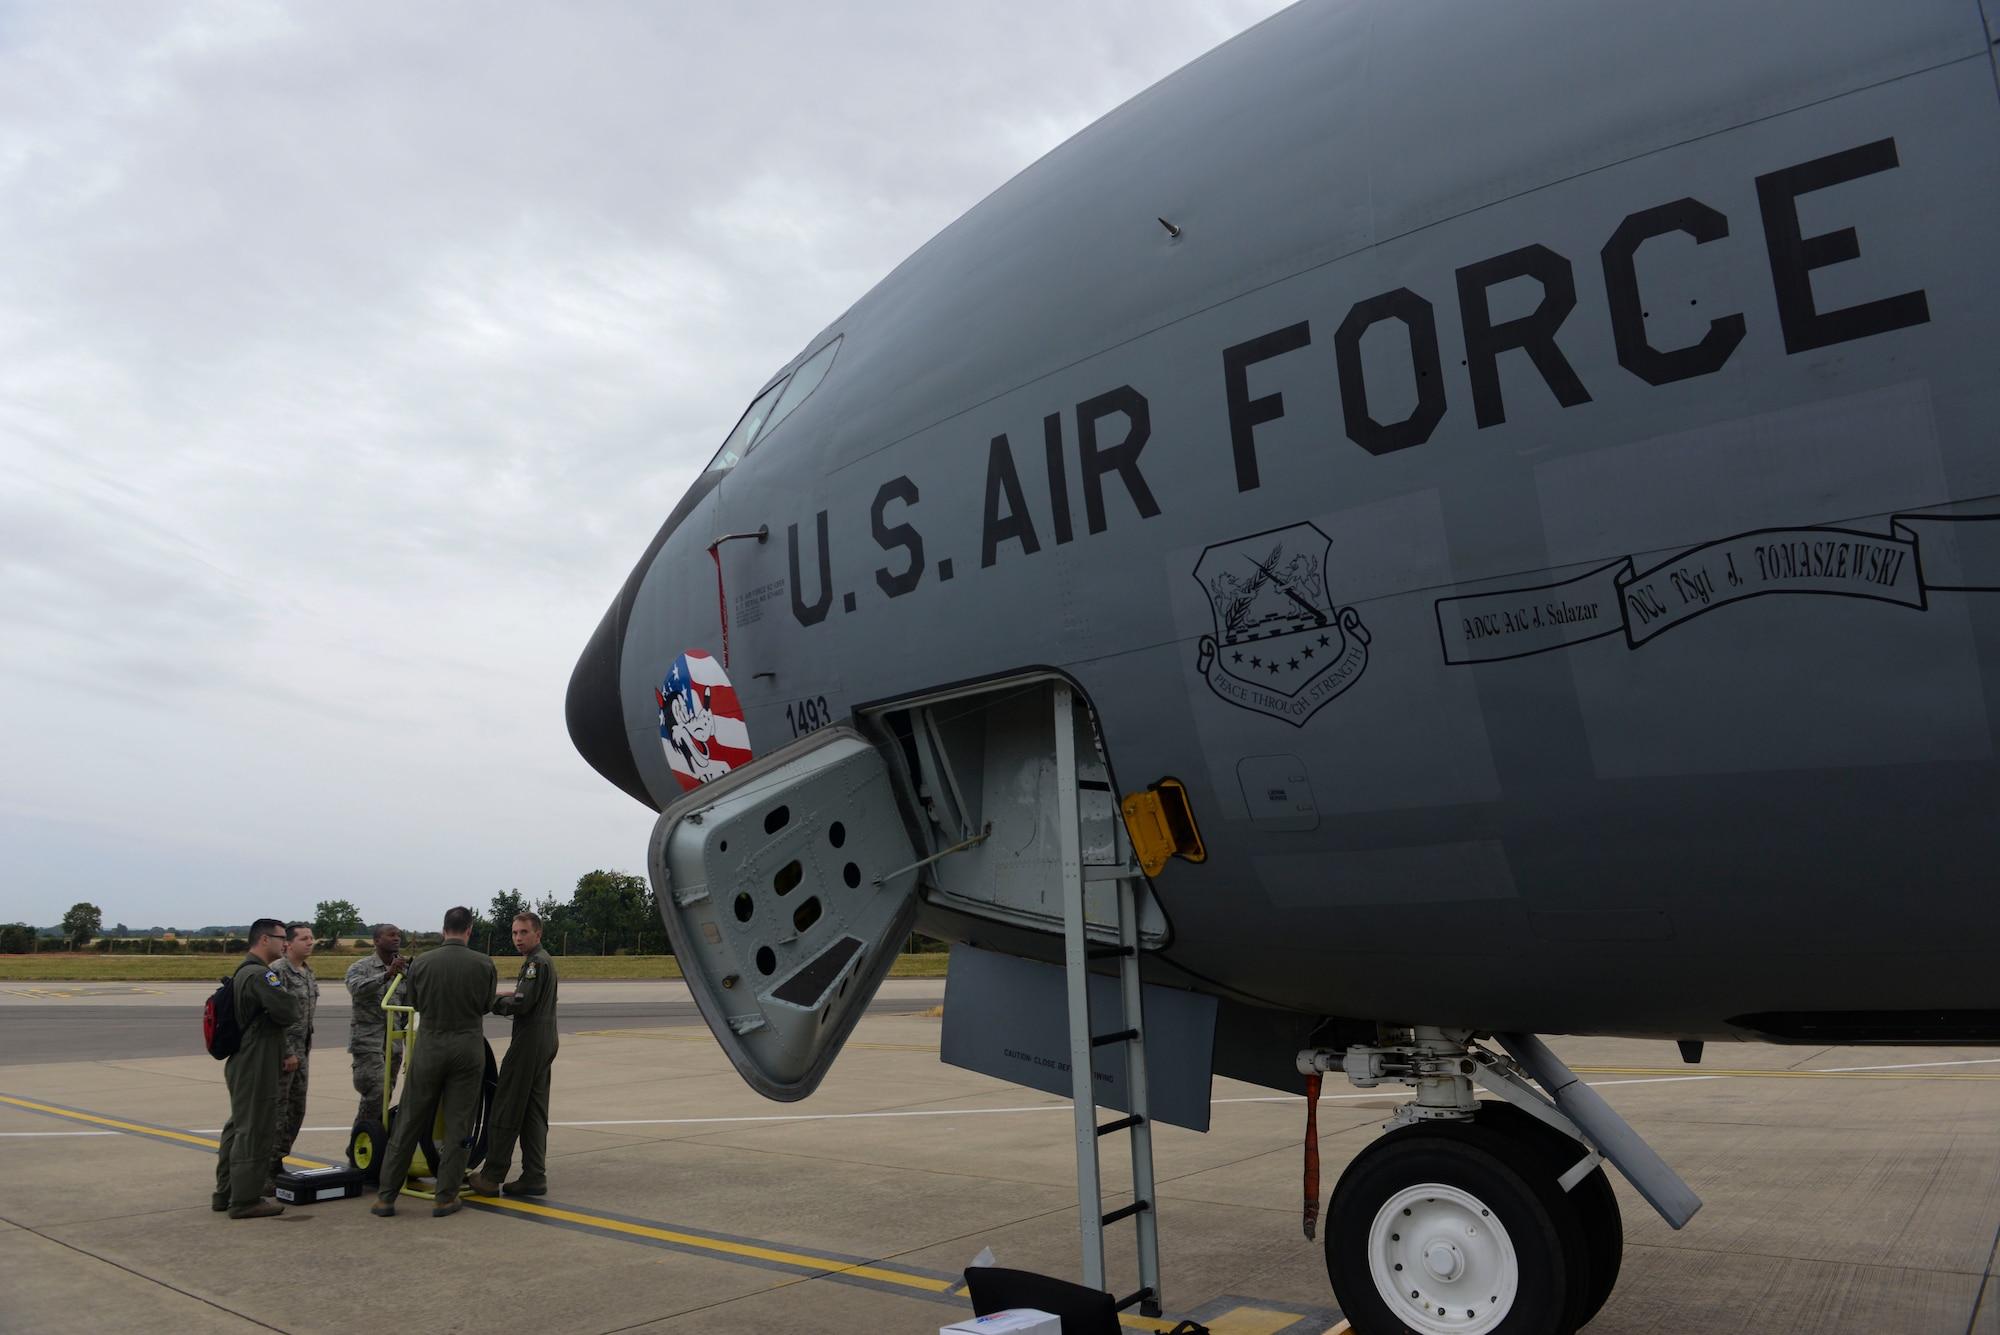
[566,595,656,809]
[567,473,725,811]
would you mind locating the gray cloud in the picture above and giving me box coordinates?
[0,0,1289,928]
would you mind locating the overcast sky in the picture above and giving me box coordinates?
[0,1,1291,930]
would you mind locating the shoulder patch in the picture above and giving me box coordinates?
[264,970,281,987]
[524,963,537,978]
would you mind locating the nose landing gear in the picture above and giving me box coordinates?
[1332,1113,1589,1335]
[1302,1027,1690,1335]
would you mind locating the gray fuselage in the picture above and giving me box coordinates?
[570,0,2000,1044]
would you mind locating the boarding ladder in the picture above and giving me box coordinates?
[1052,682,1163,1318]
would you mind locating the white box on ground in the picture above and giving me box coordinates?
[939,1309,1061,1335]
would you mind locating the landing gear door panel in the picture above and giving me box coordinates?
[648,725,921,1101]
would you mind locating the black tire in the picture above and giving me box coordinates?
[414,1093,444,1180]
[465,1041,499,1171]
[346,1117,387,1186]
[1327,1118,1589,1335]
[415,1044,501,1173]
[1565,1171,1621,1328]
[1475,1101,1623,1325]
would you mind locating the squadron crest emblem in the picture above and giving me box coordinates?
[1193,522,1370,726]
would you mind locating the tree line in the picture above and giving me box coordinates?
[298,870,669,957]
[8,875,953,958]
[483,870,664,956]
[0,871,667,957]
[310,871,663,955]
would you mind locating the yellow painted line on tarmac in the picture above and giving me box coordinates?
[2,1089,961,1297]
[0,1092,231,1150]
[2,1089,1329,1333]
[0,1088,956,1291]
[0,1092,328,1169]
[446,1194,1197,1329]
[578,1026,937,1052]
[474,1193,957,1292]
[1568,1066,2000,1080]
[1201,1307,1302,1334]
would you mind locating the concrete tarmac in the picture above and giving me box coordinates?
[1,980,1998,1334]
[0,980,944,1066]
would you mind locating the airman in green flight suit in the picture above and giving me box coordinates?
[467,910,559,1197]
[370,906,495,1217]
[211,918,303,1219]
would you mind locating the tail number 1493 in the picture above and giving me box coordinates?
[786,695,834,739]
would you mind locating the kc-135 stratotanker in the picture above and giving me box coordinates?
[566,4,2000,1330]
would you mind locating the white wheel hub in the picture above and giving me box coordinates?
[1368,1183,1518,1334]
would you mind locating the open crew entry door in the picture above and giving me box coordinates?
[649,674,1178,1103]
[868,675,1169,949]
[648,726,922,1101]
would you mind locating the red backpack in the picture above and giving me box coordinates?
[203,974,243,1059]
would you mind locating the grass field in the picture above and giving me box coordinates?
[0,952,952,983]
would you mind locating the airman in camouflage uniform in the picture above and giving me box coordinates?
[346,923,408,1124]
[268,924,320,1180]
[211,919,301,1218]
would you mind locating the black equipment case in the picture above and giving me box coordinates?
[273,1164,367,1204]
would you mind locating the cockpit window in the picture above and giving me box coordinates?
[703,335,843,474]
[706,379,785,473]
[757,336,841,442]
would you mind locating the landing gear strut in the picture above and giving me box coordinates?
[1301,1027,1690,1335]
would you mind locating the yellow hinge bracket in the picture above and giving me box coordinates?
[1119,777,1207,877]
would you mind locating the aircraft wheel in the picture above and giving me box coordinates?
[1475,1101,1622,1325]
[1326,1119,1588,1335]
[346,1118,386,1186]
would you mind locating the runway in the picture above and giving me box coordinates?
[2,980,1997,1334]
[0,981,944,1066]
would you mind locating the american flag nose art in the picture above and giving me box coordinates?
[658,649,753,792]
